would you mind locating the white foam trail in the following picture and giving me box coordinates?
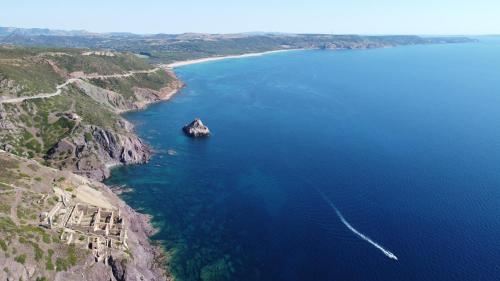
[316,188,398,261]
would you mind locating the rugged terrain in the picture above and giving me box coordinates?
[0,150,170,281]
[0,46,183,180]
[0,46,184,280]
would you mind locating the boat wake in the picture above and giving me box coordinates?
[315,187,398,261]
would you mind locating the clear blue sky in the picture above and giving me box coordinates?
[1,0,498,35]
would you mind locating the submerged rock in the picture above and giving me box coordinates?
[183,118,210,137]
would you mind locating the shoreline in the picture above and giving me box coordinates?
[105,48,302,279]
[164,48,303,68]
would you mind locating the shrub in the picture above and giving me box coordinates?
[33,244,43,261]
[55,257,68,271]
[14,254,26,264]
[46,249,54,270]
[0,239,7,251]
[42,234,51,244]
[84,132,93,142]
[68,245,77,266]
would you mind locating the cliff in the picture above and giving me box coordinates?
[0,46,183,181]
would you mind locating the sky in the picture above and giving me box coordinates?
[1,0,499,35]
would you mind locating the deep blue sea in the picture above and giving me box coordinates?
[106,38,500,281]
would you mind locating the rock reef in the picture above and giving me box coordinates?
[182,118,210,137]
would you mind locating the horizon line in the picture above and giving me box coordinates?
[0,25,498,37]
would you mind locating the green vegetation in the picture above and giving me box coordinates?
[67,86,123,130]
[88,69,174,100]
[0,239,7,251]
[0,59,63,96]
[45,249,54,270]
[0,217,17,232]
[55,257,68,271]
[67,245,77,266]
[50,52,151,75]
[0,46,153,99]
[84,132,93,142]
[0,33,473,65]
[14,254,26,264]
[54,245,78,271]
[42,233,52,244]
[33,243,43,261]
[0,193,13,214]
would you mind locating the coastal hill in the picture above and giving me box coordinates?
[0,150,168,281]
[0,26,474,63]
[0,46,182,280]
[0,46,183,180]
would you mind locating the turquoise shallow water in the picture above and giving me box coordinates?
[106,38,500,281]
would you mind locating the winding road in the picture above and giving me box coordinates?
[0,68,161,104]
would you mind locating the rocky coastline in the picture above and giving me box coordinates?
[0,50,185,280]
[45,69,185,182]
[93,71,184,280]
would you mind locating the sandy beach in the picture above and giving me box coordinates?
[164,49,301,68]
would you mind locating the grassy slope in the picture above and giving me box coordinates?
[0,152,89,280]
[87,69,175,100]
[0,84,125,161]
[0,46,154,97]
[0,46,180,175]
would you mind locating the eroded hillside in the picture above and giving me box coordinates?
[0,151,169,281]
[0,46,183,180]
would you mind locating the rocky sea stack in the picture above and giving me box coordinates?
[183,118,210,137]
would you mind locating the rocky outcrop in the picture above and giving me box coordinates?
[109,256,127,281]
[76,71,184,113]
[46,123,151,181]
[183,118,210,137]
[0,104,17,131]
[132,72,184,110]
[0,77,24,99]
[74,79,135,112]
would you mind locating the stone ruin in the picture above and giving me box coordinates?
[40,195,128,264]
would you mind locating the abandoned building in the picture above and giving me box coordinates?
[40,194,128,263]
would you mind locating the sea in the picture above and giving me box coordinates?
[106,37,500,281]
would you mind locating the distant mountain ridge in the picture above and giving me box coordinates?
[0,26,475,64]
[0,26,94,37]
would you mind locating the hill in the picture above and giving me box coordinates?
[0,46,183,180]
[0,27,475,63]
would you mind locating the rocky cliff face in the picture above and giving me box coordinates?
[0,62,183,182]
[132,72,184,110]
[0,103,17,131]
[46,123,151,181]
[74,79,135,112]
